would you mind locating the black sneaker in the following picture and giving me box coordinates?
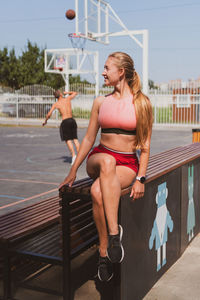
[107,225,124,263]
[98,256,113,282]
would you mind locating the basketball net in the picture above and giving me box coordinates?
[68,33,86,52]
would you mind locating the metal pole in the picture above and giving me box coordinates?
[105,5,109,44]
[95,51,99,97]
[154,93,157,125]
[16,94,19,120]
[64,54,70,92]
[142,30,149,95]
[75,0,79,34]
[97,0,101,42]
[65,74,69,92]
[84,0,88,38]
[107,4,143,48]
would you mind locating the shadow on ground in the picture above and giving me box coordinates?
[2,246,120,300]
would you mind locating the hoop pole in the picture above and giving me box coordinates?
[97,1,101,43]
[105,5,109,44]
[64,74,70,92]
[75,0,79,35]
[84,0,88,38]
[64,55,70,92]
[142,30,148,95]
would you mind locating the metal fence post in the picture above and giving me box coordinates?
[16,93,19,121]
[154,93,157,125]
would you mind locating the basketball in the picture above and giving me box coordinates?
[65,9,76,20]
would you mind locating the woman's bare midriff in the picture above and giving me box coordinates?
[100,133,136,153]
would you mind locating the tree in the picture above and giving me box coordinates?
[149,79,158,90]
[7,49,21,89]
[0,47,9,87]
[19,40,45,86]
[69,74,90,84]
[0,40,91,89]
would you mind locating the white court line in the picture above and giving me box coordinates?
[0,178,59,185]
[0,195,24,200]
[0,188,58,210]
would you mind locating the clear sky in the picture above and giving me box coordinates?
[1,0,200,85]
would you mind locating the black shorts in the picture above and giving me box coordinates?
[60,118,78,141]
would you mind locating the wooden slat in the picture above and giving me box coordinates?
[0,195,60,241]
[0,205,59,234]
[2,217,60,241]
[0,196,60,220]
[148,150,199,178]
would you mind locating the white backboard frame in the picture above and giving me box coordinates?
[74,0,148,94]
[44,48,99,95]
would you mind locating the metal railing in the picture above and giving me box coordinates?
[0,84,200,126]
[150,91,200,126]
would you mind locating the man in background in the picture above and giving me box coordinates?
[43,90,80,165]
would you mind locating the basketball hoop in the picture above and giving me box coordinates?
[68,33,86,51]
[53,67,63,72]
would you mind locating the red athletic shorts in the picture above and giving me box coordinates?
[87,144,139,173]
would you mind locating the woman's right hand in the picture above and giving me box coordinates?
[59,168,77,189]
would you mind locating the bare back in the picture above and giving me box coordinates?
[55,97,73,120]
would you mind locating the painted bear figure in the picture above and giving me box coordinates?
[187,165,195,241]
[149,182,174,271]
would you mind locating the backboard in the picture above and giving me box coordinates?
[74,0,110,44]
[44,48,99,94]
[44,48,98,74]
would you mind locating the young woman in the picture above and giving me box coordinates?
[59,52,153,282]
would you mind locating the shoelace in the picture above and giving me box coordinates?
[98,256,108,266]
[109,235,120,247]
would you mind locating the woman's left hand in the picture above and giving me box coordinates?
[130,180,145,200]
[59,168,77,190]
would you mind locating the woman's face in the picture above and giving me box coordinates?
[102,57,122,86]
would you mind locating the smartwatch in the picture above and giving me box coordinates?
[136,176,146,184]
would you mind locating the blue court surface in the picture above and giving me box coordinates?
[0,125,192,216]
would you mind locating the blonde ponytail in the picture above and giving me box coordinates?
[131,71,153,149]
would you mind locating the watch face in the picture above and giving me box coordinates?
[140,176,146,183]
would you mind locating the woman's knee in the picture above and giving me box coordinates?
[100,155,116,174]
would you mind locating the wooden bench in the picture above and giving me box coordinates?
[1,143,200,300]
[0,178,98,300]
[0,195,60,300]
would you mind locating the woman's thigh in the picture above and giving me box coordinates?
[87,153,136,188]
[116,166,136,189]
[92,166,136,190]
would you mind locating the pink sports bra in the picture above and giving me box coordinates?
[98,94,137,135]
